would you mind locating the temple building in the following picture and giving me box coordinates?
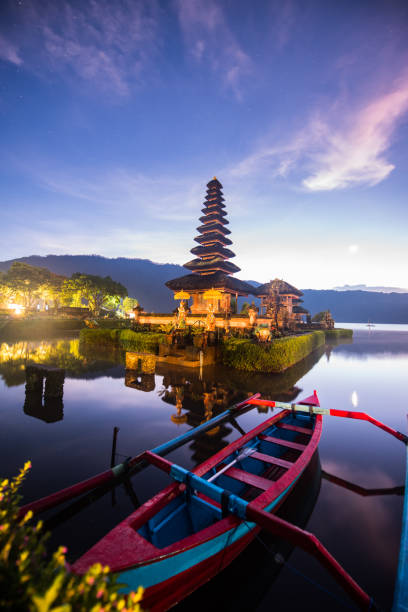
[254,279,310,327]
[166,178,253,313]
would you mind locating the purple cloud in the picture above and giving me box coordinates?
[0,0,160,96]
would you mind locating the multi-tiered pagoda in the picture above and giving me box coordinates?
[166,178,253,314]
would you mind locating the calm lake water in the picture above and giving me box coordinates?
[1,323,408,611]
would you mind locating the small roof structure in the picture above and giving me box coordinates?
[293,305,309,314]
[255,278,303,297]
[165,271,255,296]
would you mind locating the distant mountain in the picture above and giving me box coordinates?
[301,289,408,324]
[1,255,407,323]
[333,284,408,293]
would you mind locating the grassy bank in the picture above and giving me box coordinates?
[79,328,164,354]
[324,328,353,339]
[0,318,85,340]
[220,331,326,373]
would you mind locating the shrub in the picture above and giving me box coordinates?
[118,330,164,353]
[79,328,120,346]
[324,328,353,339]
[221,331,325,372]
[0,463,144,611]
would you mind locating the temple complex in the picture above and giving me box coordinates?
[166,178,253,314]
[131,176,333,337]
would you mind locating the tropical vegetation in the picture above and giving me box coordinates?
[0,462,144,612]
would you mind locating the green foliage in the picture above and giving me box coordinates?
[0,463,144,612]
[324,328,353,339]
[240,302,250,314]
[312,310,329,322]
[79,329,164,354]
[123,297,139,311]
[62,274,127,316]
[221,331,326,372]
[118,330,164,353]
[79,329,121,346]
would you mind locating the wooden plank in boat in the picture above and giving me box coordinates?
[277,422,312,436]
[250,451,293,470]
[224,467,273,491]
[259,434,306,452]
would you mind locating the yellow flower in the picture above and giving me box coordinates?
[22,510,33,523]
[20,550,29,563]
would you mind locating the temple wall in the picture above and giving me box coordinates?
[137,314,276,329]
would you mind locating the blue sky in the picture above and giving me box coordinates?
[1,0,407,289]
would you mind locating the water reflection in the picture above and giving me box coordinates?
[2,328,407,610]
[24,393,64,423]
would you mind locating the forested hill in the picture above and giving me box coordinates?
[1,255,407,322]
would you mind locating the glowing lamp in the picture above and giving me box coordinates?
[174,291,190,300]
[8,304,24,315]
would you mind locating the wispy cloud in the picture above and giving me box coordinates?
[230,74,408,191]
[174,0,252,99]
[0,34,22,65]
[0,0,160,97]
[17,159,203,222]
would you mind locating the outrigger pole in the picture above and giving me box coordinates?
[246,391,408,444]
[19,393,261,518]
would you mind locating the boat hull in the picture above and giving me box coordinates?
[73,410,322,611]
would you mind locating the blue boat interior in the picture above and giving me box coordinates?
[137,412,314,549]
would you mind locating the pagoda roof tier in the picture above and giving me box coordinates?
[194,232,232,246]
[196,222,231,235]
[166,271,254,296]
[255,278,303,297]
[183,258,241,274]
[207,177,223,188]
[199,213,229,225]
[190,245,236,259]
[201,204,226,214]
[205,193,225,201]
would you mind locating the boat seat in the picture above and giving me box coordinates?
[250,451,293,470]
[224,467,273,491]
[277,422,312,436]
[259,434,306,452]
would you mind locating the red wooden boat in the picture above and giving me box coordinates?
[23,391,405,610]
[72,401,322,611]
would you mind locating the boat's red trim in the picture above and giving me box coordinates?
[259,434,306,451]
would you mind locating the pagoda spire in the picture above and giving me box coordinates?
[183,178,240,276]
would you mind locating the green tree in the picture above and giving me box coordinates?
[62,274,127,315]
[0,263,66,309]
[240,302,250,314]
